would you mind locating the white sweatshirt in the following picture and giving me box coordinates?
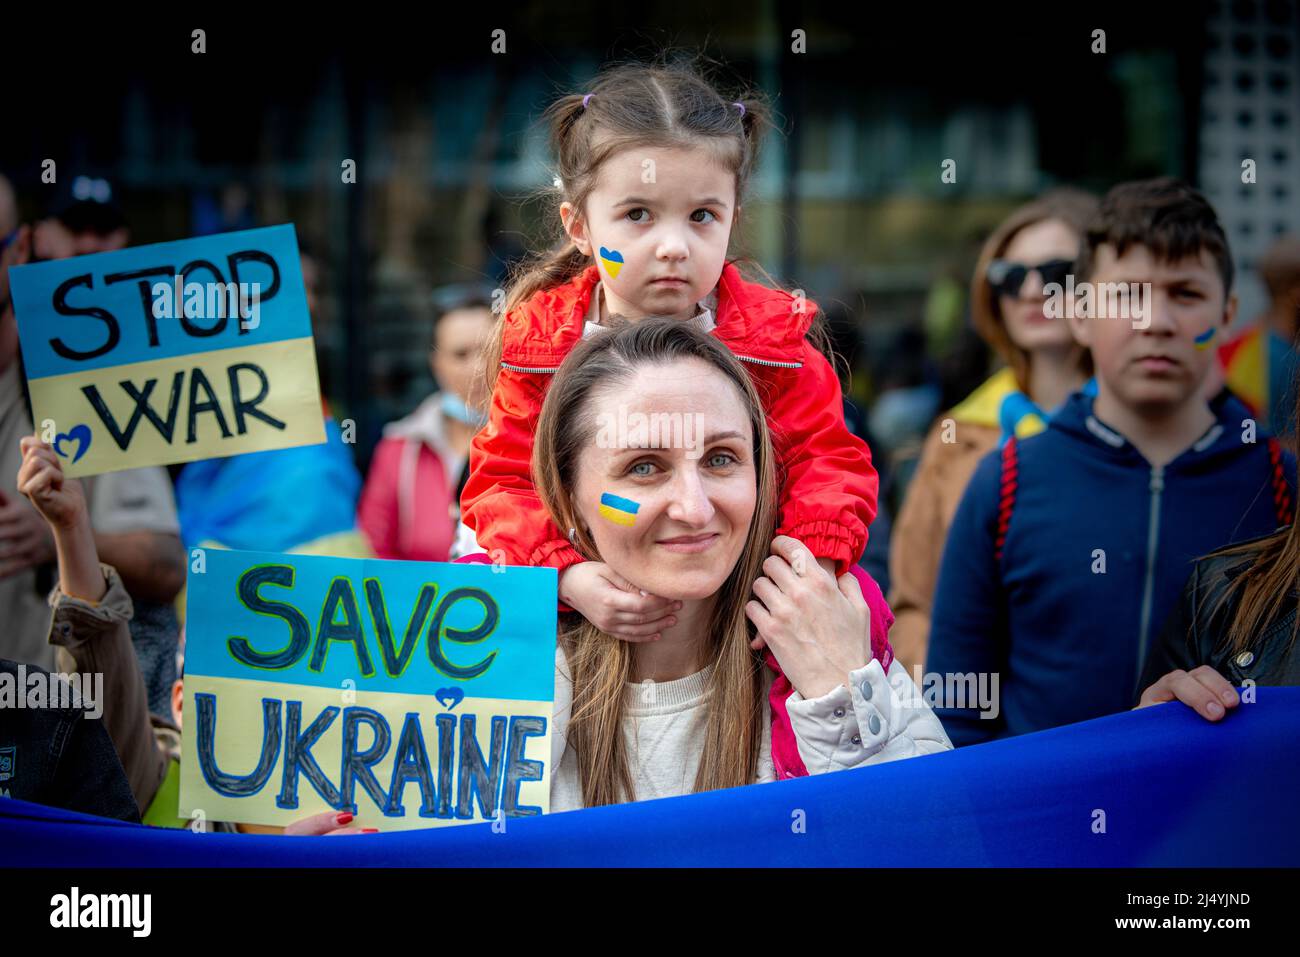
[549,647,953,812]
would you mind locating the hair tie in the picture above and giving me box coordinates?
[582,93,593,109]
[733,101,745,117]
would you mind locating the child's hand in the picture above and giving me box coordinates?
[16,434,87,532]
[559,561,681,642]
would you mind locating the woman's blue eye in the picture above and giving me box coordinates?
[691,209,717,224]
[707,452,736,468]
[627,208,649,223]
[630,461,655,476]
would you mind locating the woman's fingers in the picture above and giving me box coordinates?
[750,575,790,619]
[744,599,776,637]
[19,434,57,460]
[837,571,867,607]
[282,810,376,836]
[770,536,816,577]
[17,438,61,485]
[1168,669,1233,720]
[761,552,801,593]
[283,810,356,836]
[1140,667,1240,721]
[1183,665,1240,713]
[18,463,58,499]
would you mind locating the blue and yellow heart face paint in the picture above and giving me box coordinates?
[598,492,640,527]
[1194,326,1217,350]
[598,246,624,278]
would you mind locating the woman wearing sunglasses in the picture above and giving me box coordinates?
[889,188,1099,675]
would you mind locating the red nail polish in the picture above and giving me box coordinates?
[361,828,379,833]
[336,812,354,825]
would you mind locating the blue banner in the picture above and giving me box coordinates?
[2,687,1297,866]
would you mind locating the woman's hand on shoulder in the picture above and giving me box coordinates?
[745,536,871,699]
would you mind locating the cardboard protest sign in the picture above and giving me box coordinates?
[178,549,557,831]
[8,225,324,476]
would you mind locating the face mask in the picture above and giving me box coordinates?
[441,390,487,428]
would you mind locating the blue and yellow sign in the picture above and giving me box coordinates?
[179,549,557,830]
[8,225,324,476]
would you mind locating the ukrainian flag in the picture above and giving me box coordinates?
[599,492,640,526]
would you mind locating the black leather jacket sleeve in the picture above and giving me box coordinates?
[1136,564,1207,703]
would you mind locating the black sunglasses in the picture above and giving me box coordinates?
[987,258,1074,298]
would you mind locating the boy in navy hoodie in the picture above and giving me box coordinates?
[926,178,1296,746]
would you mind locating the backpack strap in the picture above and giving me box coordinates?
[1266,436,1294,527]
[994,436,1019,562]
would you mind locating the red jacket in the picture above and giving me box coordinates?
[357,394,461,562]
[461,262,879,575]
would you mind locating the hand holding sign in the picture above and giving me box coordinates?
[15,434,88,531]
[281,810,377,837]
[180,550,558,832]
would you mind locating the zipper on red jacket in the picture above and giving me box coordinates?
[503,354,804,373]
[734,354,802,369]
[500,361,562,374]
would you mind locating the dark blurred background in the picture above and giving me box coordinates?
[5,0,1298,504]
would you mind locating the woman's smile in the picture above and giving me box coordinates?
[656,531,721,553]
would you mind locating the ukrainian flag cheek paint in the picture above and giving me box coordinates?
[1194,326,1217,350]
[599,492,640,527]
[598,246,624,278]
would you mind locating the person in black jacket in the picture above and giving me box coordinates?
[1137,361,1300,719]
[0,658,140,821]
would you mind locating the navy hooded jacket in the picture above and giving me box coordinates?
[925,390,1296,746]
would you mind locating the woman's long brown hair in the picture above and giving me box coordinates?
[532,318,779,806]
[1207,377,1300,656]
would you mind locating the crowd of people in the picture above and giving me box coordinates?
[1,59,1298,837]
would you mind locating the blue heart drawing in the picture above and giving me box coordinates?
[53,424,93,464]
[435,687,464,710]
